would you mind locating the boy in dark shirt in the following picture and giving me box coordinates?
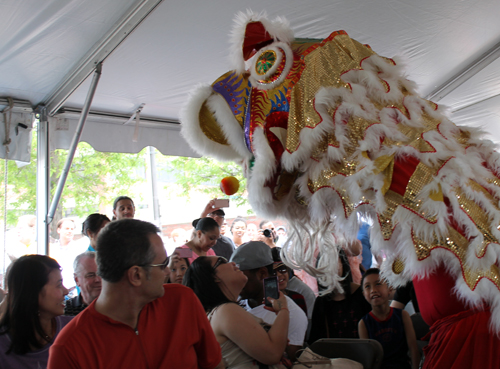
[358,268,420,369]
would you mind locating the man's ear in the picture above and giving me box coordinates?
[74,273,80,287]
[257,266,269,280]
[127,266,143,287]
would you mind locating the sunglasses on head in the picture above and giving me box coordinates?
[212,256,228,270]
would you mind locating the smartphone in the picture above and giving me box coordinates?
[263,276,280,308]
[174,247,193,258]
[214,198,230,208]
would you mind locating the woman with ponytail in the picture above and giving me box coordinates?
[176,217,220,264]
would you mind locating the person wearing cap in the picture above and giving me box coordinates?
[201,199,235,260]
[270,249,308,317]
[230,241,308,361]
[272,262,307,315]
[271,248,316,340]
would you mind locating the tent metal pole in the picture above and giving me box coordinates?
[47,63,102,225]
[35,106,50,254]
[426,39,500,102]
[45,0,165,116]
[148,146,161,226]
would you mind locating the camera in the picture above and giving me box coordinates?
[263,229,273,238]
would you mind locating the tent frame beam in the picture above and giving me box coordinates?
[55,107,180,128]
[44,0,165,117]
[47,63,102,225]
[426,38,500,103]
[35,105,50,254]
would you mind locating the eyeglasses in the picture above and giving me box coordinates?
[274,267,288,275]
[212,256,228,270]
[140,257,169,270]
[209,213,225,219]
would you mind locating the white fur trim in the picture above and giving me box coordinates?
[205,93,253,160]
[180,84,243,161]
[249,42,294,90]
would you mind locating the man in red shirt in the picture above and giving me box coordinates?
[49,219,223,369]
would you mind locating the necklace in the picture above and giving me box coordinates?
[43,318,56,341]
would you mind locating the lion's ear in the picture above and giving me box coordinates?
[229,11,294,74]
[242,21,274,61]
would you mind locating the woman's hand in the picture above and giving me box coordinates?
[213,301,288,365]
[264,291,288,314]
[344,239,362,257]
[168,253,180,269]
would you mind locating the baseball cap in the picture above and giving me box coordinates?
[273,261,286,270]
[230,241,273,270]
[209,209,225,217]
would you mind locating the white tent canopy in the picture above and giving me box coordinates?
[2,0,500,250]
[2,0,500,151]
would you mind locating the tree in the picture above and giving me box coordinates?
[159,155,249,209]
[2,125,146,236]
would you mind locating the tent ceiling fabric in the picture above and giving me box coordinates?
[50,109,197,157]
[0,0,136,105]
[2,0,500,154]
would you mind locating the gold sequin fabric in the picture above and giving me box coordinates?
[287,33,374,153]
[412,227,500,291]
[284,31,500,296]
[198,102,229,145]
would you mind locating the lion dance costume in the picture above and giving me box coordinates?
[181,11,500,368]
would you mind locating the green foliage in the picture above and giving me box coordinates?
[0,125,249,231]
[159,155,248,208]
[49,142,146,218]
[1,127,145,230]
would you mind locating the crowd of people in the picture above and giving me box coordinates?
[0,196,437,369]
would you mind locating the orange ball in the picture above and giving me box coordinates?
[220,176,240,195]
